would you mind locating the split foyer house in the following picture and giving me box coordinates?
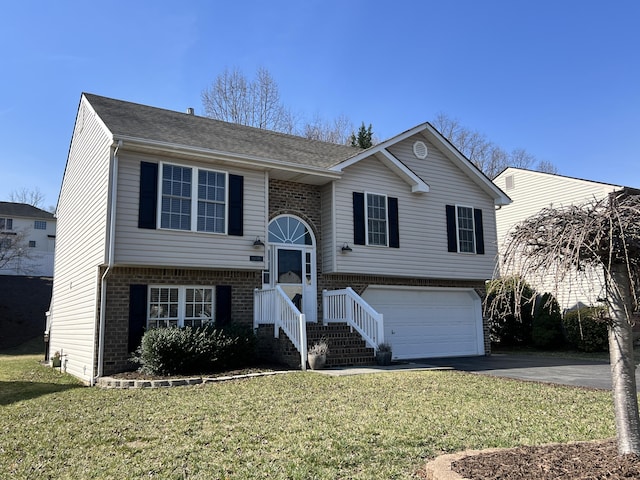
[494,167,627,311]
[48,93,510,384]
[0,202,56,277]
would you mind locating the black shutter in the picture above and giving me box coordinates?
[388,197,400,248]
[138,162,158,229]
[353,192,365,245]
[128,284,148,352]
[446,205,458,252]
[216,285,232,327]
[474,208,485,254]
[228,175,244,236]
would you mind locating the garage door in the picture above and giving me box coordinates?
[361,286,484,359]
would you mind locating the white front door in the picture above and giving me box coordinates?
[266,216,317,322]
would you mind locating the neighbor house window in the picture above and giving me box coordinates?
[34,220,47,230]
[148,286,215,329]
[366,193,388,246]
[160,163,227,233]
[28,241,36,248]
[0,218,13,231]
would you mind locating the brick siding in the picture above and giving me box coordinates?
[100,266,260,375]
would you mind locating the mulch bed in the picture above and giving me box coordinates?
[451,439,640,479]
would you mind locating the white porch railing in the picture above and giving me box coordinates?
[322,287,384,350]
[254,286,307,371]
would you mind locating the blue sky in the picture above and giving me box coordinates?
[1,0,638,209]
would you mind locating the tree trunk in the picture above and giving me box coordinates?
[608,262,640,455]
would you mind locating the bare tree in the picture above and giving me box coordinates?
[201,67,295,133]
[9,187,45,209]
[432,113,557,179]
[302,113,355,144]
[495,190,640,454]
[0,229,33,274]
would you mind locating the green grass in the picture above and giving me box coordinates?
[0,353,615,479]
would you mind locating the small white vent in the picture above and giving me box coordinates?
[505,174,515,190]
[413,141,428,159]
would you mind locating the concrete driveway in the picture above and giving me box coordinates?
[422,354,628,390]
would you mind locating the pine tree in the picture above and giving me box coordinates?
[350,122,373,149]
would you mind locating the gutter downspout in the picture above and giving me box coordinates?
[93,140,121,385]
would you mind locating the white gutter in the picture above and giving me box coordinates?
[93,140,121,385]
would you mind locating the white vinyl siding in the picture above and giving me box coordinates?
[114,154,267,269]
[330,136,497,280]
[48,97,112,383]
[494,168,622,310]
[0,214,56,276]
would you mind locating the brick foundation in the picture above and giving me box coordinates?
[100,266,261,375]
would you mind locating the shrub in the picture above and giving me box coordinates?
[133,325,257,375]
[562,307,609,352]
[532,293,565,349]
[486,277,536,347]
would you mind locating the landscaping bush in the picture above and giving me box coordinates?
[486,277,536,346]
[562,307,609,352]
[532,293,565,349]
[133,325,257,375]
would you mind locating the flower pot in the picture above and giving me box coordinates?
[376,351,392,366]
[308,353,326,370]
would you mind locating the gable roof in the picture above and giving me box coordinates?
[81,93,510,204]
[495,167,627,190]
[333,123,511,205]
[84,93,359,170]
[0,202,55,219]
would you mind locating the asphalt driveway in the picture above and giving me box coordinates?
[422,354,629,390]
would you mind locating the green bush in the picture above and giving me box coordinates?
[532,293,565,349]
[486,277,536,346]
[562,307,609,352]
[133,325,257,375]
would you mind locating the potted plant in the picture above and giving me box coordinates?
[307,338,329,370]
[51,351,61,368]
[376,342,392,366]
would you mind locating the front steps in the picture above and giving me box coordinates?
[256,321,375,369]
[306,322,375,367]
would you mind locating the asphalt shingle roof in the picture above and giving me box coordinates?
[84,93,361,169]
[0,202,55,219]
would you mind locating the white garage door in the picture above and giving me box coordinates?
[361,286,484,359]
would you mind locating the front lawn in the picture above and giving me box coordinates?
[0,353,614,479]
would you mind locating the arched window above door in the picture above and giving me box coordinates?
[268,216,313,245]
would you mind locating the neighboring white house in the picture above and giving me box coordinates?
[494,167,624,310]
[49,93,510,384]
[0,202,56,277]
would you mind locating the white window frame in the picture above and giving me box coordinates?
[34,220,47,230]
[0,218,13,231]
[455,205,476,254]
[158,162,229,234]
[365,192,389,247]
[147,285,215,329]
